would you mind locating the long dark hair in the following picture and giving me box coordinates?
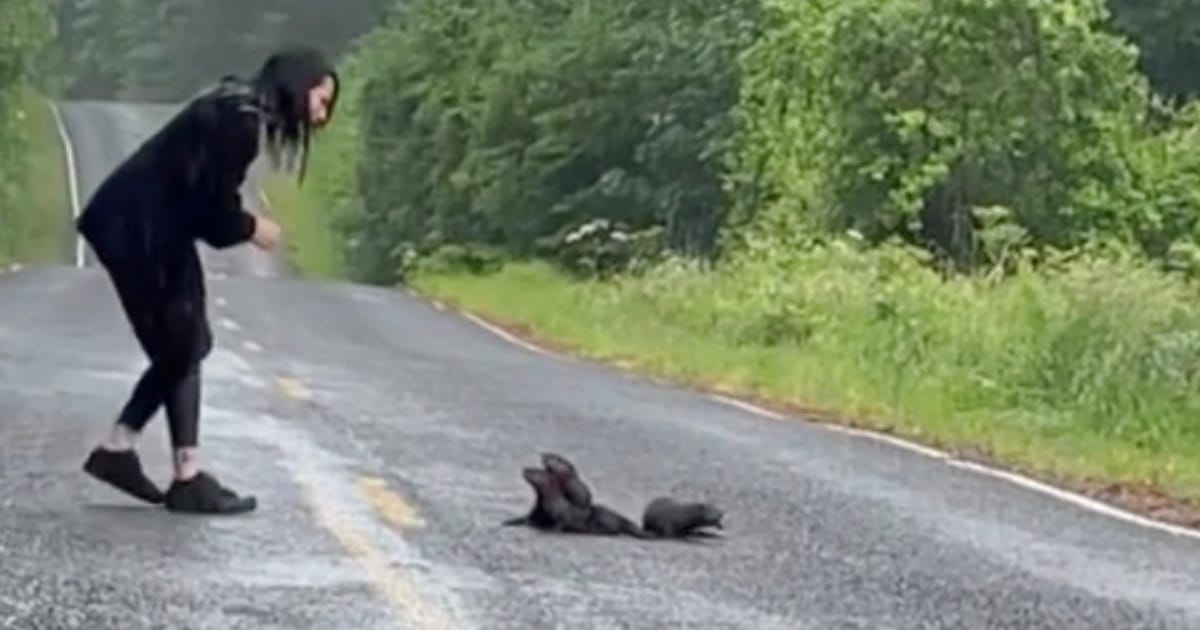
[251,46,339,183]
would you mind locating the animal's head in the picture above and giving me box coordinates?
[540,452,577,478]
[694,503,725,529]
[521,466,555,492]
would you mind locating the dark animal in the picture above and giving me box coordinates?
[641,496,724,539]
[540,452,652,538]
[500,464,559,530]
[501,452,593,528]
[504,452,725,542]
[519,466,650,538]
[540,452,593,507]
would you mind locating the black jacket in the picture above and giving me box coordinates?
[77,77,269,267]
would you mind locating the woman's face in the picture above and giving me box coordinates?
[308,75,336,127]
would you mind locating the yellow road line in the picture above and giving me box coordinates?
[304,487,459,630]
[271,375,457,627]
[276,376,311,401]
[289,459,459,629]
[358,475,427,530]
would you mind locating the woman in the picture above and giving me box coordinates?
[76,47,339,515]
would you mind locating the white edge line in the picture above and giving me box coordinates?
[706,394,1200,542]
[709,394,787,421]
[458,311,562,360]
[945,459,1200,539]
[48,101,83,269]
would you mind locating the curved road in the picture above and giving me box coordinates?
[0,101,1198,629]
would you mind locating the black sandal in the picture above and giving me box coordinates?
[82,446,166,505]
[164,471,257,515]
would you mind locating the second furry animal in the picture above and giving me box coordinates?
[641,496,724,539]
[502,452,648,537]
[504,452,725,541]
[501,452,596,529]
[507,465,650,538]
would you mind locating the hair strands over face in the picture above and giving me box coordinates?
[251,46,339,184]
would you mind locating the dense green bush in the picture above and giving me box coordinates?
[0,0,55,256]
[726,0,1164,269]
[295,0,1200,284]
[330,0,762,284]
[1106,0,1200,102]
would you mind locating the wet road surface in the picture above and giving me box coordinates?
[1,100,1199,629]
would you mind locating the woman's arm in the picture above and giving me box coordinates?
[184,84,263,249]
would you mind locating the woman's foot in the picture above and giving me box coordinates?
[164,471,257,515]
[82,446,166,505]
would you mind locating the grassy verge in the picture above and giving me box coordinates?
[0,85,70,265]
[411,252,1200,527]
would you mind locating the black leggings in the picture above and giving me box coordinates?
[102,248,213,449]
[116,359,203,448]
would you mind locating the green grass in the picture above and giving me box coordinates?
[260,172,348,280]
[0,84,70,265]
[411,246,1200,506]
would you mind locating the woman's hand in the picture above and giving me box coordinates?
[251,215,282,250]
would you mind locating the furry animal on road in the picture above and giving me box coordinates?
[502,452,726,542]
[641,496,724,539]
[507,466,649,538]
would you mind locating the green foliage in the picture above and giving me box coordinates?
[704,235,1200,460]
[329,0,762,284]
[1105,0,1200,102]
[729,0,1155,268]
[405,243,506,278]
[0,0,55,239]
[0,0,53,84]
[283,0,1200,285]
[1091,102,1200,264]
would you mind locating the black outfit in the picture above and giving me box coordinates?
[79,76,271,515]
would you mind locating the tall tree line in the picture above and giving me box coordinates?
[299,0,1200,284]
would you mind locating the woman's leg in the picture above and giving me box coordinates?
[82,260,171,505]
[155,251,257,514]
[165,361,202,479]
[110,362,168,440]
[159,359,256,514]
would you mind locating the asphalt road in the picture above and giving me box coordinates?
[1,101,1199,630]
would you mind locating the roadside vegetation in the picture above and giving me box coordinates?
[0,1,69,266]
[58,0,1200,522]
[265,0,1200,520]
